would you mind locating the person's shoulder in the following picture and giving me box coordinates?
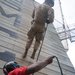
[40,4,50,9]
[38,4,47,7]
[41,4,48,7]
[43,4,51,9]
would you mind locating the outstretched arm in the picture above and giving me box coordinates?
[26,56,55,74]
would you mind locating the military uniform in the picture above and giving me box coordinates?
[23,3,54,59]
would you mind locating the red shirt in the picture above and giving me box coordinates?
[8,66,28,75]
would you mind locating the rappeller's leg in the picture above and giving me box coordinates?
[31,40,40,59]
[22,37,33,58]
[22,28,35,59]
[31,31,43,59]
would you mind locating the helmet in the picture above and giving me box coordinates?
[45,0,55,7]
[3,61,20,75]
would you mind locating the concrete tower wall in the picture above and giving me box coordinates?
[0,0,75,75]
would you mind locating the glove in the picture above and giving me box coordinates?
[46,19,50,24]
[46,18,53,24]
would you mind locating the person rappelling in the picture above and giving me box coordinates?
[22,0,55,59]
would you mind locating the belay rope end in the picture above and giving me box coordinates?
[54,56,64,75]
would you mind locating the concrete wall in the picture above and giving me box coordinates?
[0,0,75,75]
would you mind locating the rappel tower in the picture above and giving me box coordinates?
[0,0,75,75]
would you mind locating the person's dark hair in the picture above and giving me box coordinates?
[3,61,20,75]
[44,0,55,7]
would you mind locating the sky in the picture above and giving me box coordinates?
[35,0,75,68]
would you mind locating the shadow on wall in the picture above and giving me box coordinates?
[0,51,15,62]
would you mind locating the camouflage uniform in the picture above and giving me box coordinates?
[23,3,54,59]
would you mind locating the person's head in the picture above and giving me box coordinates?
[3,61,20,75]
[44,0,55,7]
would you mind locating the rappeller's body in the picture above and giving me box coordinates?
[22,0,54,59]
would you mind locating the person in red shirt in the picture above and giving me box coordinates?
[3,56,55,75]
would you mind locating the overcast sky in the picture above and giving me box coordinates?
[35,0,75,68]
[60,0,75,24]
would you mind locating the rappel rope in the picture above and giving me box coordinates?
[32,0,36,8]
[31,0,49,62]
[55,56,64,75]
[31,0,64,75]
[36,23,49,61]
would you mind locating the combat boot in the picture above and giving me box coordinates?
[31,49,37,59]
[22,49,28,59]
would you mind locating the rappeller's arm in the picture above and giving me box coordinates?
[46,8,54,24]
[32,8,35,19]
[31,8,35,24]
[26,56,55,74]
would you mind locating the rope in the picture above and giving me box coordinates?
[31,0,49,62]
[31,1,64,75]
[36,23,49,61]
[32,23,49,75]
[55,56,64,75]
[32,0,36,8]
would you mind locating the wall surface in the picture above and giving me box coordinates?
[0,0,75,75]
